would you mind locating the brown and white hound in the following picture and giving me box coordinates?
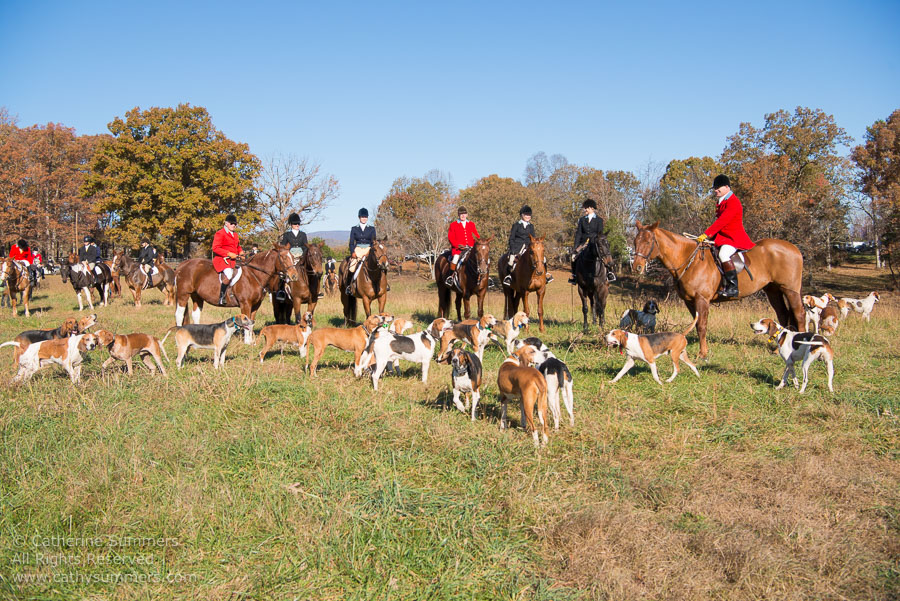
[437,314,498,360]
[839,291,880,321]
[605,316,700,384]
[751,318,834,393]
[305,313,395,376]
[1,314,97,363]
[497,345,549,446]
[488,311,529,354]
[96,329,169,375]
[258,311,314,363]
[11,333,101,384]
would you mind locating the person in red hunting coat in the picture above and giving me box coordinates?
[212,214,244,304]
[696,175,755,298]
[445,206,480,287]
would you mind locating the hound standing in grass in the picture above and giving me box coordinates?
[10,333,101,384]
[497,344,549,446]
[162,314,253,369]
[605,316,700,384]
[522,344,574,430]
[839,292,879,321]
[438,347,483,420]
[751,318,834,393]
[365,318,452,390]
[257,311,314,362]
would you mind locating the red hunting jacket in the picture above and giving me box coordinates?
[9,245,33,264]
[212,228,243,272]
[448,220,480,255]
[704,193,755,250]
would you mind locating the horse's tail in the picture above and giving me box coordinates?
[682,315,699,336]
[160,326,178,345]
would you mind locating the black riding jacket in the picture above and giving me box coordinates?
[137,245,157,266]
[574,215,605,249]
[349,225,377,253]
[281,229,308,252]
[508,221,535,255]
[78,244,100,263]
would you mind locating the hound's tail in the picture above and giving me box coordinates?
[160,326,178,345]
[0,341,21,350]
[159,342,171,363]
[682,315,700,336]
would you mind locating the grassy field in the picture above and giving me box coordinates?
[0,258,898,600]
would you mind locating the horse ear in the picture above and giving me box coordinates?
[635,220,643,228]
[486,235,494,243]
[650,221,660,229]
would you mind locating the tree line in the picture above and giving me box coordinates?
[1,104,898,284]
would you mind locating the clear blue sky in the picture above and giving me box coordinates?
[3,0,898,232]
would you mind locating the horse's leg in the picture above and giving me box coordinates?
[784,288,805,332]
[763,284,791,328]
[536,287,546,333]
[242,302,255,344]
[192,299,203,324]
[361,295,372,319]
[578,287,589,333]
[378,293,387,315]
[83,287,94,310]
[477,286,486,319]
[456,291,464,321]
[132,283,141,307]
[694,297,710,359]
[23,286,30,317]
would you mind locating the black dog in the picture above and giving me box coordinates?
[618,299,659,333]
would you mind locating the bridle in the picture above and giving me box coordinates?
[632,231,657,263]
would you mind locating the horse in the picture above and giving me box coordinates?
[573,236,614,333]
[60,253,112,311]
[434,236,492,320]
[106,259,122,297]
[111,250,176,307]
[272,242,325,324]
[0,257,33,316]
[498,235,548,332]
[338,239,390,325]
[173,244,299,344]
[323,271,339,296]
[630,220,805,359]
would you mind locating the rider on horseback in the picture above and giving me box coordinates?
[695,175,755,298]
[138,239,159,289]
[78,235,102,278]
[347,208,376,296]
[212,214,244,305]
[568,198,614,284]
[503,205,553,287]
[446,206,480,288]
[278,212,309,301]
[9,239,38,286]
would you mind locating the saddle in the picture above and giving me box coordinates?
[711,246,752,279]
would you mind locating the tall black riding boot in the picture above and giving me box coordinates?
[219,283,228,305]
[720,261,739,298]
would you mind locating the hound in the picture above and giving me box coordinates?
[751,318,834,393]
[515,336,549,353]
[618,299,660,333]
[605,316,700,384]
[802,292,835,332]
[818,304,841,337]
[96,329,169,375]
[839,292,880,321]
[11,333,101,384]
[305,313,396,376]
[522,343,574,430]
[389,317,414,335]
[365,319,452,391]
[488,311,529,354]
[437,314,498,361]
[257,311,314,362]
[162,314,253,369]
[497,344,549,446]
[437,347,483,421]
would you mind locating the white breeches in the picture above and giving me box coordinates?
[451,254,460,265]
[222,267,235,280]
[718,244,737,263]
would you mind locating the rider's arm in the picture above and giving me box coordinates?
[704,198,741,239]
[574,218,585,248]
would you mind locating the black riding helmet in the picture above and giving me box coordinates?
[83,235,93,243]
[582,198,597,210]
[17,239,28,249]
[358,208,369,218]
[288,213,301,225]
[712,174,731,189]
[225,214,238,225]
[519,205,532,216]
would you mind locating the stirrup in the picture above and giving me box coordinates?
[346,285,353,296]
[445,276,454,287]
[503,275,512,286]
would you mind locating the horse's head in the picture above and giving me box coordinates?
[372,239,389,272]
[631,220,660,275]
[594,236,614,269]
[0,258,10,284]
[474,235,492,276]
[273,243,300,282]
[60,261,70,283]
[305,243,324,276]
[528,236,546,276]
[110,250,122,272]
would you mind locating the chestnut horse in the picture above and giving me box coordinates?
[573,236,614,333]
[111,251,175,307]
[498,235,548,332]
[60,253,112,311]
[174,245,299,343]
[323,271,339,296]
[339,239,389,325]
[272,242,324,324]
[434,236,492,320]
[631,220,804,359]
[106,259,122,297]
[0,257,33,316]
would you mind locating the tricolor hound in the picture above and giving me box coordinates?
[751,318,834,393]
[519,343,574,430]
[363,318,452,390]
[162,314,254,369]
[605,316,700,384]
[437,314,498,361]
[437,347,483,421]
[488,311,529,354]
[1,314,97,363]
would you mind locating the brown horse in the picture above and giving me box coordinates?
[631,221,804,359]
[112,250,176,307]
[323,271,339,296]
[574,236,614,333]
[60,253,113,311]
[339,240,389,325]
[272,242,324,324]
[498,236,548,332]
[174,245,299,343]
[434,236,492,320]
[0,257,33,316]
[106,259,122,297]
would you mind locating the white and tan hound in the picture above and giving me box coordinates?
[751,318,834,393]
[802,292,835,332]
[437,314,498,360]
[839,292,879,321]
[11,333,101,384]
[489,311,529,354]
[497,345,549,446]
[605,316,700,384]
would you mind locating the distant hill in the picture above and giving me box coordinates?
[308,230,347,248]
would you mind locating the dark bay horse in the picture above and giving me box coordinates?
[574,236,614,333]
[60,253,112,311]
[339,240,389,325]
[434,236,492,320]
[0,257,33,317]
[498,235,548,332]
[631,220,804,359]
[273,242,324,324]
[111,250,176,308]
[174,245,299,343]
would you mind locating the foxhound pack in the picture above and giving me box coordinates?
[605,316,700,384]
[258,311,314,363]
[497,344,550,447]
[162,314,253,369]
[96,329,169,375]
[751,318,834,393]
[11,333,101,384]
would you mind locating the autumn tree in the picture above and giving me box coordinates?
[83,104,261,256]
[255,153,339,245]
[643,157,721,237]
[852,109,900,278]
[523,152,576,262]
[720,107,853,269]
